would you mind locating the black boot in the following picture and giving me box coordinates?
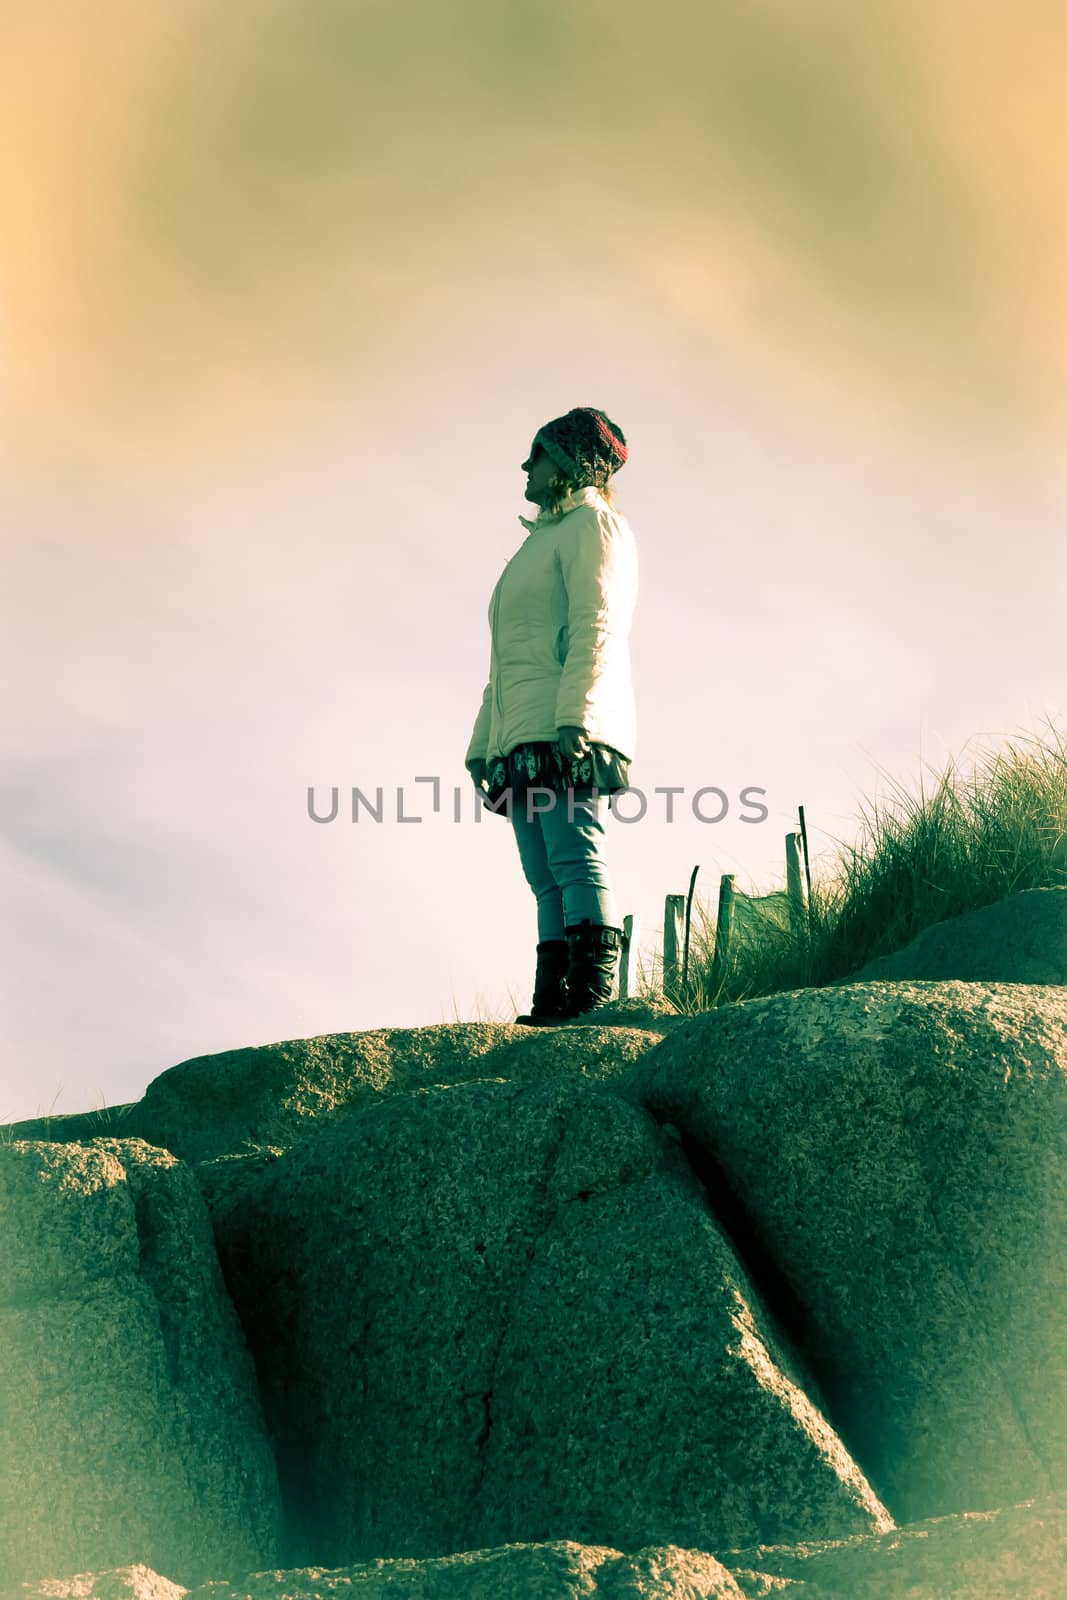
[563,920,623,1019]
[514,939,570,1026]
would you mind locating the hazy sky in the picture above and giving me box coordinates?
[3,1,1066,1122]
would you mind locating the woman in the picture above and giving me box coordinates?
[464,406,639,1024]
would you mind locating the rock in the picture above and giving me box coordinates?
[211,1075,890,1568]
[618,981,1067,1523]
[21,1494,1065,1597]
[132,1024,513,1162]
[12,1543,751,1599]
[14,1563,187,1599]
[2,1024,671,1167]
[720,1490,1067,1598]
[0,1103,141,1148]
[0,1139,284,1591]
[829,885,1067,985]
[555,997,693,1033]
[133,1023,672,1163]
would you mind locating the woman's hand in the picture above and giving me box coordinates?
[466,757,488,793]
[557,725,589,761]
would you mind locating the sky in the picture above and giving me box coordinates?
[3,0,1066,1123]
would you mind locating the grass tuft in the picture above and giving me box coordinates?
[645,717,1067,1013]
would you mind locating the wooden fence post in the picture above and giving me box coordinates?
[710,872,735,990]
[662,893,686,1001]
[798,804,813,909]
[618,913,639,1000]
[785,831,807,934]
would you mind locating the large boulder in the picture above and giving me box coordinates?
[11,1543,750,1599]
[18,1494,1066,1598]
[209,1074,890,1568]
[2,1023,672,1166]
[618,980,1067,1523]
[14,1566,187,1600]
[831,885,1067,985]
[718,1490,1067,1598]
[0,1138,284,1590]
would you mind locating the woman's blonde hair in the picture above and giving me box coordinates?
[537,458,620,522]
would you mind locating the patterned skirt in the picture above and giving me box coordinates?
[483,740,632,817]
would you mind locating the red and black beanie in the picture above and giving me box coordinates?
[521,407,629,479]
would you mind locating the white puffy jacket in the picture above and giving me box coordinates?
[465,484,639,765]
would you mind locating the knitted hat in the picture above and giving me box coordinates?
[521,407,628,479]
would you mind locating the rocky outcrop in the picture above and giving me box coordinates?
[830,885,1067,985]
[0,1139,284,1591]
[5,917,1067,1598]
[719,1489,1067,1598]
[210,1074,890,1568]
[618,980,1067,1523]
[16,1493,1067,1598]
[4,1021,676,1166]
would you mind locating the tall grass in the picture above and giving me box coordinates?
[656,720,1067,1012]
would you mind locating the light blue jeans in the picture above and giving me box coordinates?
[509,785,619,941]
